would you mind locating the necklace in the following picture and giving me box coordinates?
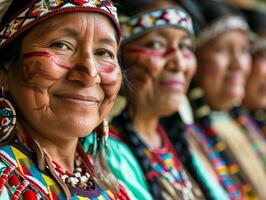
[52,153,95,190]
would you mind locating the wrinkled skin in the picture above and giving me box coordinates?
[195,30,251,110]
[2,13,122,166]
[124,27,196,117]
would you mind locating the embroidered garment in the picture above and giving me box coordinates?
[109,125,201,200]
[81,133,153,200]
[143,125,194,199]
[186,124,243,200]
[211,111,266,200]
[0,141,124,200]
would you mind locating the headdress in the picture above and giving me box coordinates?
[120,6,195,45]
[197,15,249,47]
[0,0,121,48]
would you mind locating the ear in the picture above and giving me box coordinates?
[0,67,9,92]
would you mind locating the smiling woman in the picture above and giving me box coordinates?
[0,0,129,199]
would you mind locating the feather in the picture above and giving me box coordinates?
[0,0,13,23]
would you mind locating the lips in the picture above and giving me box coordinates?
[159,80,185,91]
[54,93,100,106]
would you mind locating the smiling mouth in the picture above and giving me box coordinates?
[54,94,100,106]
[159,81,185,91]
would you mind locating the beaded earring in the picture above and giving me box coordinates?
[0,85,16,142]
[94,117,120,192]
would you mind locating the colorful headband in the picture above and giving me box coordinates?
[120,7,194,45]
[0,0,121,48]
[252,37,266,53]
[197,15,249,48]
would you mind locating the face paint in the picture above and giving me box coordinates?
[22,51,71,91]
[23,51,71,70]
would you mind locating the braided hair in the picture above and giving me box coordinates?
[159,112,212,199]
[112,108,164,199]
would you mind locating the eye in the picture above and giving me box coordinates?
[144,40,165,50]
[49,41,73,51]
[179,42,193,52]
[95,49,115,59]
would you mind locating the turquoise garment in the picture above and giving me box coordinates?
[192,153,230,200]
[81,133,153,200]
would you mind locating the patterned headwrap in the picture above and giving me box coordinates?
[197,15,249,48]
[0,0,121,48]
[120,6,195,45]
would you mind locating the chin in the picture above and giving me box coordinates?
[158,105,179,118]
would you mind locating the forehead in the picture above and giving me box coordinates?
[130,27,190,43]
[25,12,117,42]
[212,30,248,45]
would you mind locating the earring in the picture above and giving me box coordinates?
[102,118,109,150]
[0,85,16,142]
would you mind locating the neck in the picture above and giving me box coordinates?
[130,106,162,148]
[18,119,78,172]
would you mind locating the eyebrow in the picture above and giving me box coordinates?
[59,28,80,37]
[59,28,117,46]
[98,37,117,47]
[156,29,190,40]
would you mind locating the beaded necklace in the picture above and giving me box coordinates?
[145,126,195,200]
[112,109,196,200]
[186,124,243,200]
[51,153,95,190]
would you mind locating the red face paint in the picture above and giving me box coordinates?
[183,52,192,59]
[23,51,71,70]
[125,47,178,57]
[99,64,117,73]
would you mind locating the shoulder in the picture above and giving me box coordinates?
[107,127,153,200]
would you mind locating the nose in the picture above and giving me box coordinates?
[67,53,101,86]
[166,48,187,72]
[230,48,251,72]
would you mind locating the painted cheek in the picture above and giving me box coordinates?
[183,51,193,59]
[22,51,71,91]
[99,64,122,98]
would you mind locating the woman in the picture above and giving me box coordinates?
[83,0,211,199]
[243,9,266,139]
[0,0,129,199]
[188,1,266,199]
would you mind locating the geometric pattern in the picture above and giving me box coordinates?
[0,144,118,200]
[120,7,194,44]
[0,0,120,48]
[196,15,249,47]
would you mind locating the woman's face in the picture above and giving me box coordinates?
[196,30,251,110]
[244,49,266,109]
[123,27,196,117]
[5,13,121,140]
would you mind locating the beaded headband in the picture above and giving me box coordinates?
[0,0,121,48]
[197,15,249,48]
[252,37,266,53]
[120,7,194,45]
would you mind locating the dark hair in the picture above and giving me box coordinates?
[112,107,212,199]
[242,9,266,34]
[196,0,245,31]
[160,112,212,199]
[112,108,164,199]
[0,38,22,69]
